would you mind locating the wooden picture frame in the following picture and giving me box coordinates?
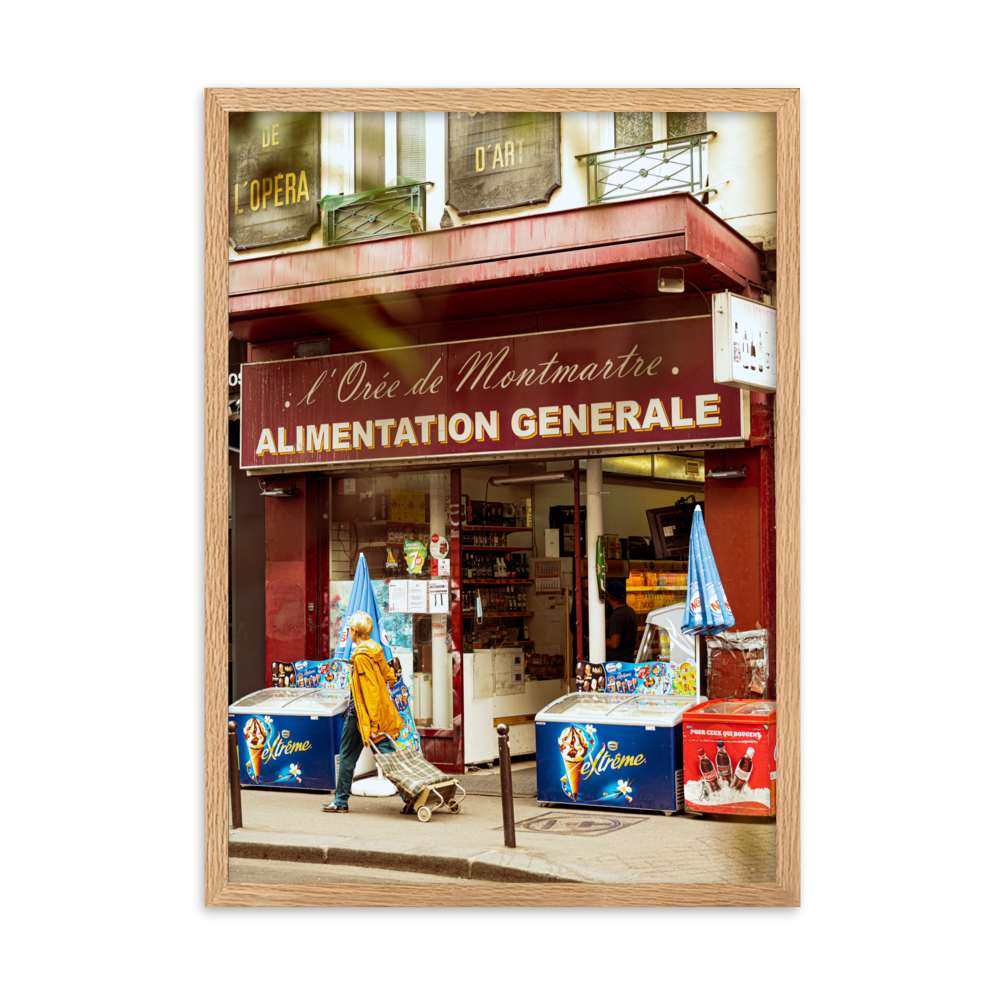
[205,88,800,907]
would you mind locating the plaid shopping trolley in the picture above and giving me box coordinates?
[371,736,467,822]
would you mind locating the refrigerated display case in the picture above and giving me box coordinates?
[681,699,777,816]
[535,692,697,813]
[228,687,349,791]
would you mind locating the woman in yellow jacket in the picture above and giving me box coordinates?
[323,611,404,813]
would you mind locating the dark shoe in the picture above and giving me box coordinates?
[322,802,348,813]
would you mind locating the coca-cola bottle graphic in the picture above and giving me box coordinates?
[742,328,750,369]
[750,330,757,371]
[715,741,733,786]
[733,322,742,365]
[733,746,756,792]
[697,748,721,793]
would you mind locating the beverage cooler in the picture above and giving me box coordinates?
[228,687,349,791]
[535,693,697,813]
[681,699,777,816]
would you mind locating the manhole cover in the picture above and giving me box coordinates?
[506,811,649,837]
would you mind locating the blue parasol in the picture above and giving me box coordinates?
[333,553,393,661]
[682,505,736,635]
[332,553,422,755]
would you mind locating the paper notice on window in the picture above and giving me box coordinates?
[428,579,449,613]
[408,579,429,614]
[388,579,408,614]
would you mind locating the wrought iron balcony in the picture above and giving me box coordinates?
[319,178,432,247]
[575,131,716,206]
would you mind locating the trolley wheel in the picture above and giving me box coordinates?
[417,806,432,823]
[448,801,461,814]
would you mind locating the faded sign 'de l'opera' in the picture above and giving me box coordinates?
[229,112,320,251]
[446,112,561,216]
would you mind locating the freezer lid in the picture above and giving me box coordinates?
[535,692,689,726]
[731,700,776,716]
[637,603,701,697]
[229,687,349,716]
[686,699,775,718]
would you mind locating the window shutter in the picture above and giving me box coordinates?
[397,112,426,181]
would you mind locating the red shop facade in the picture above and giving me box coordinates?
[229,192,777,774]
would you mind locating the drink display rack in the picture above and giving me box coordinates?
[459,513,534,651]
[625,577,689,619]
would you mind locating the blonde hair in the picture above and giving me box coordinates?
[348,611,373,639]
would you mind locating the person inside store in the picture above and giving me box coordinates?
[604,578,638,663]
[323,611,405,814]
[570,579,624,664]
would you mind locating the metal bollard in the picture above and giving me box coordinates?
[228,720,243,829]
[496,723,516,849]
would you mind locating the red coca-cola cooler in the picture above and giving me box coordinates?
[681,700,777,817]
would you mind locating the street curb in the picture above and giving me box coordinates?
[228,830,626,883]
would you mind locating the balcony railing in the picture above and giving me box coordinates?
[319,178,432,247]
[575,131,716,206]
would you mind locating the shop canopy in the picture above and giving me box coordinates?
[228,192,764,345]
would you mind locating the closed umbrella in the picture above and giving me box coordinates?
[682,505,736,636]
[334,554,413,795]
[334,552,393,661]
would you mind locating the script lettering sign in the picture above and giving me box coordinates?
[240,320,746,471]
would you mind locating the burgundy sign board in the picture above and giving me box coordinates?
[240,320,747,471]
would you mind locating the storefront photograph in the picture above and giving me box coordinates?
[208,94,798,903]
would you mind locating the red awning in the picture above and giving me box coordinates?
[229,193,763,344]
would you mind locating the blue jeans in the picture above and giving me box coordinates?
[333,713,403,808]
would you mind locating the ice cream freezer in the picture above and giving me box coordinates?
[535,693,702,813]
[228,687,349,791]
[681,699,777,817]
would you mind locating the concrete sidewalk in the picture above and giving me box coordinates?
[229,781,776,884]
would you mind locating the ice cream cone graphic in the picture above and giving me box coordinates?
[243,716,269,783]
[247,745,263,782]
[557,726,589,801]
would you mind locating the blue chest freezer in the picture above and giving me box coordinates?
[228,686,349,791]
[535,693,698,813]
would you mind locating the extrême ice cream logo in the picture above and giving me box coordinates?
[556,726,646,804]
[242,715,313,783]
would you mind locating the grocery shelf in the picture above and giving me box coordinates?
[465,579,531,585]
[359,520,430,528]
[460,612,534,618]
[462,526,532,533]
[626,585,687,592]
[461,546,533,552]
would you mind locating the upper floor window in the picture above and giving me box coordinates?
[397,112,426,182]
[615,112,653,148]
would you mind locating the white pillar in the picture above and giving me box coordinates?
[430,472,451,727]
[586,461,606,664]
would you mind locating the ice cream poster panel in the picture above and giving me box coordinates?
[535,720,682,812]
[231,712,339,790]
[682,719,775,816]
[634,661,698,696]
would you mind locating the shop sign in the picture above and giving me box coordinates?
[712,291,777,393]
[229,112,320,251]
[239,318,747,471]
[446,112,561,216]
